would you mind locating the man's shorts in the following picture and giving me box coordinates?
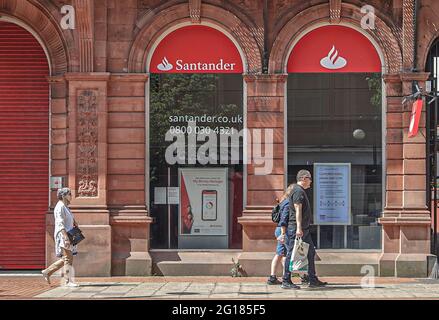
[274,227,286,256]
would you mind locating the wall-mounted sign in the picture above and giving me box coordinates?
[287,25,381,73]
[408,99,423,138]
[179,168,228,236]
[50,177,63,189]
[149,25,243,73]
[314,163,351,225]
[154,187,167,205]
[167,187,180,205]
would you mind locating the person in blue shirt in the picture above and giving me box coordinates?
[267,184,296,285]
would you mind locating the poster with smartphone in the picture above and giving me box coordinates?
[179,168,228,236]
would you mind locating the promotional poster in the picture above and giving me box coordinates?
[179,168,228,236]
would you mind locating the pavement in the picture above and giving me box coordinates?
[1,275,439,300]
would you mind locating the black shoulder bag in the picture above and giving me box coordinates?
[67,226,85,246]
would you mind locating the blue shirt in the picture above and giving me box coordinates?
[278,198,290,227]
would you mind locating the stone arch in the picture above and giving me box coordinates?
[128,3,262,74]
[0,0,76,75]
[269,3,402,74]
[420,32,439,71]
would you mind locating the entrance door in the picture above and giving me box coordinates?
[0,21,49,269]
[426,38,439,256]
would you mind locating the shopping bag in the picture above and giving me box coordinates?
[289,237,309,274]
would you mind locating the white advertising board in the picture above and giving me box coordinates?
[314,163,351,225]
[179,168,228,236]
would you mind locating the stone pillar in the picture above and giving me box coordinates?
[379,72,432,277]
[107,73,153,276]
[238,74,286,274]
[65,72,112,276]
[46,75,69,272]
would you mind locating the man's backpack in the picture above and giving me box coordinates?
[271,203,281,223]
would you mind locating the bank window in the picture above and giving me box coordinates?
[287,73,383,249]
[149,73,244,249]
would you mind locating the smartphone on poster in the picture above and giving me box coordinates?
[202,190,217,221]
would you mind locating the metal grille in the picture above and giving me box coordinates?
[0,21,49,269]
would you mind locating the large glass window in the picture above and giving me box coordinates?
[149,73,244,249]
[287,73,383,249]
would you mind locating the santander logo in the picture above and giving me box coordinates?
[156,56,236,72]
[320,46,347,70]
[157,57,173,71]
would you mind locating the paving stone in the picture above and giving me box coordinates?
[63,292,97,298]
[162,282,191,288]
[240,287,267,292]
[1,276,431,300]
[411,292,439,298]
[269,294,298,299]
[35,288,75,298]
[134,283,166,290]
[100,286,136,294]
[123,291,157,298]
[176,295,210,300]
[213,289,240,294]
[78,286,109,292]
[209,293,240,298]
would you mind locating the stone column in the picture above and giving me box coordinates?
[46,75,69,272]
[238,74,286,275]
[379,72,432,277]
[107,73,153,276]
[65,72,112,276]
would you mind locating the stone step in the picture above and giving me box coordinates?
[239,251,382,277]
[156,261,235,276]
[151,250,242,276]
[151,250,385,277]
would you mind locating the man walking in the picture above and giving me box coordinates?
[280,170,327,289]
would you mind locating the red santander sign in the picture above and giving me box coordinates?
[408,99,423,138]
[149,25,243,74]
[287,25,381,73]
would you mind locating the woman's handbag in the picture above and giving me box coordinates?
[67,226,85,246]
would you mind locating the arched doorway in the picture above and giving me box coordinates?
[147,24,245,249]
[286,25,383,249]
[0,21,50,269]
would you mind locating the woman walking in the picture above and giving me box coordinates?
[41,188,79,287]
[267,184,296,285]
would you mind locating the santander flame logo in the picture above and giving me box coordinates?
[320,46,347,70]
[157,57,173,71]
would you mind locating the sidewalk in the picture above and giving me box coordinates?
[1,275,439,300]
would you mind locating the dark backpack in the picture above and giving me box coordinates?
[271,203,281,223]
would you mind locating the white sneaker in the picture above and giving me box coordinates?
[63,282,80,288]
[41,270,51,285]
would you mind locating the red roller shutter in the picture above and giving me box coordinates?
[0,21,49,269]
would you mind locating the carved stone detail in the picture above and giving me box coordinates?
[76,89,98,197]
[330,0,341,23]
[189,0,201,23]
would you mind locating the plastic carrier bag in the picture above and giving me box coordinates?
[288,237,309,274]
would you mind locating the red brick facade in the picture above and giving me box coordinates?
[1,0,438,276]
